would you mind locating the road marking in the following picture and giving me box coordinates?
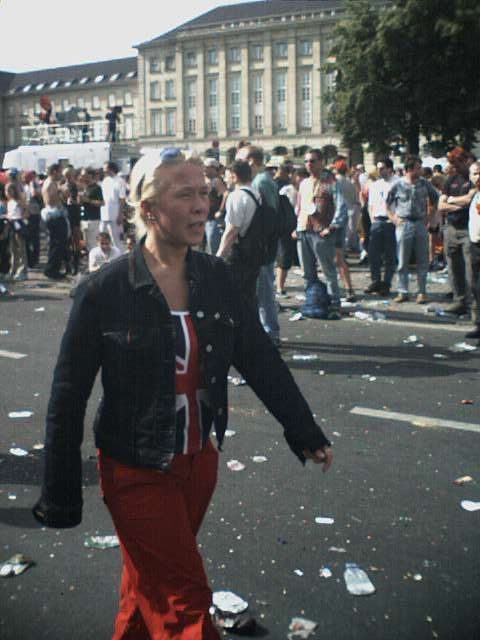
[350,406,480,434]
[343,316,468,332]
[0,349,27,360]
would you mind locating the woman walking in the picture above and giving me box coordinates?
[33,149,332,639]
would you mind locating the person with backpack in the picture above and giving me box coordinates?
[216,160,261,299]
[247,146,281,346]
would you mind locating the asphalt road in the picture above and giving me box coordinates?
[0,263,479,640]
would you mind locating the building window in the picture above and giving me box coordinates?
[150,81,161,100]
[275,42,288,58]
[8,127,16,147]
[252,73,263,132]
[165,55,175,71]
[166,110,176,136]
[275,71,287,129]
[186,78,197,135]
[208,77,218,133]
[229,73,241,131]
[207,48,218,65]
[124,114,134,139]
[92,95,100,110]
[228,46,241,63]
[79,77,89,85]
[108,94,116,107]
[186,51,197,68]
[165,80,175,99]
[77,97,85,109]
[300,70,312,128]
[124,92,133,106]
[94,75,104,83]
[149,57,161,73]
[50,80,59,89]
[299,40,312,56]
[150,109,162,136]
[251,44,263,61]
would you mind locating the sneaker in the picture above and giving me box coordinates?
[364,281,381,294]
[393,293,409,303]
[328,309,342,320]
[416,293,428,304]
[346,289,357,302]
[465,325,480,339]
[378,282,391,297]
[445,302,468,315]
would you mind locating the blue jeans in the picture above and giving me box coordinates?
[369,219,396,286]
[395,220,429,294]
[257,261,279,338]
[299,231,340,307]
[205,220,222,256]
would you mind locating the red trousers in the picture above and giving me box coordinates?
[98,442,220,640]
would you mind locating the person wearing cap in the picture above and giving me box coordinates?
[33,148,333,639]
[438,147,474,315]
[203,158,226,256]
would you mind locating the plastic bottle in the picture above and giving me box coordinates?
[343,563,376,596]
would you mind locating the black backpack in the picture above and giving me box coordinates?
[277,193,297,235]
[232,189,279,267]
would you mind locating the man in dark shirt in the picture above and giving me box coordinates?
[439,147,474,314]
[79,168,104,251]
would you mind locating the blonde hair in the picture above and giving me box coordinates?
[129,150,202,239]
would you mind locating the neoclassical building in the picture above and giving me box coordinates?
[0,1,389,164]
[135,0,355,157]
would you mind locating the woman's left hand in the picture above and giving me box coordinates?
[303,446,333,472]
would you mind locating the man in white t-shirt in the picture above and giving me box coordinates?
[100,161,126,249]
[365,159,399,296]
[88,232,122,272]
[217,159,260,299]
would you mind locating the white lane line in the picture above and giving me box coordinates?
[0,349,28,360]
[351,406,480,434]
[343,316,469,332]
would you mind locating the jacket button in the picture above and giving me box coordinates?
[211,376,216,384]
[196,311,205,319]
[217,408,223,416]
[214,312,220,320]
[206,344,213,353]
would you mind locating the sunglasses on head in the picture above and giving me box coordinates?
[135,147,184,200]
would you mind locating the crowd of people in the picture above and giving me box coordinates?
[1,141,474,639]
[1,143,479,340]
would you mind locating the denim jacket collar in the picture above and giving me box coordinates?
[128,236,201,292]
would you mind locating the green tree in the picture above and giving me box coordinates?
[329,0,480,154]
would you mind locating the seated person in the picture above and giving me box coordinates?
[88,232,121,272]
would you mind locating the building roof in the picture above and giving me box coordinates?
[0,72,15,94]
[3,57,137,97]
[137,0,347,48]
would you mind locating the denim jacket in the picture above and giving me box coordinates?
[33,241,329,527]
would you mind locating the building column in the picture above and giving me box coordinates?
[218,39,227,138]
[240,39,250,138]
[263,34,273,137]
[197,46,206,140]
[313,34,322,135]
[137,53,147,137]
[175,47,185,140]
[287,30,297,136]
